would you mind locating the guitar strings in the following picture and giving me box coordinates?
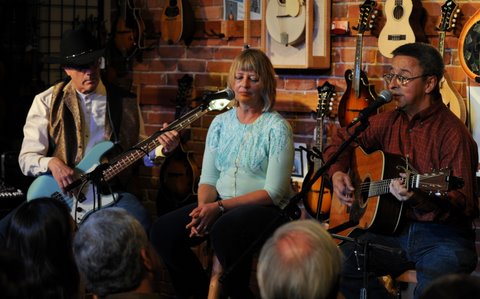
[355,174,437,194]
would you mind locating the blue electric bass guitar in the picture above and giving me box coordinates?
[27,98,234,224]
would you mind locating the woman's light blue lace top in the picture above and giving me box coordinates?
[199,108,294,209]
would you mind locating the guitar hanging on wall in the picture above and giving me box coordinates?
[378,0,415,58]
[337,0,377,127]
[265,0,306,46]
[114,0,146,56]
[378,0,428,58]
[437,0,467,124]
[302,81,337,220]
[160,0,195,45]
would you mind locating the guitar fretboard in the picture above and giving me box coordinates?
[102,104,216,181]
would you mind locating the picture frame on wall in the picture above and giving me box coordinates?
[224,0,262,20]
[292,143,308,181]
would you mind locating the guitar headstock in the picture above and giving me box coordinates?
[316,81,337,118]
[415,169,464,195]
[438,0,460,32]
[206,99,235,112]
[353,0,378,34]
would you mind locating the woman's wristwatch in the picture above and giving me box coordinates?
[217,200,225,215]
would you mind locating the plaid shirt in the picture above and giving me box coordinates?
[324,100,479,223]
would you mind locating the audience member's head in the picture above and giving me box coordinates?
[257,219,343,299]
[5,197,80,299]
[73,207,162,297]
[419,273,480,299]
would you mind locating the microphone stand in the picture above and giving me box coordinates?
[283,118,371,220]
[331,233,403,299]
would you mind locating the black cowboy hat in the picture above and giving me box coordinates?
[44,26,104,67]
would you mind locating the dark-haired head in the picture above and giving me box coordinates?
[391,43,444,97]
[6,197,80,298]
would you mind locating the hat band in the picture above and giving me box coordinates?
[65,49,95,59]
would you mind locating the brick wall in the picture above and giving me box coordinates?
[118,0,480,295]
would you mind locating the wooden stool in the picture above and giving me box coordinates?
[208,255,223,299]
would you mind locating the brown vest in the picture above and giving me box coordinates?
[48,79,141,186]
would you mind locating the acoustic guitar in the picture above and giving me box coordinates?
[265,0,306,46]
[378,0,415,58]
[437,0,467,124]
[328,147,463,239]
[114,0,145,56]
[303,81,336,220]
[337,0,377,128]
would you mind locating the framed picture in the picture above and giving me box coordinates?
[224,0,262,20]
[261,0,331,69]
[292,143,309,181]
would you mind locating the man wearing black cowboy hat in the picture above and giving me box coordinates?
[8,26,179,233]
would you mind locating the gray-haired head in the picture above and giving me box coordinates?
[257,219,343,299]
[73,208,149,297]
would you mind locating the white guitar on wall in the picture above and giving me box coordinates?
[378,0,415,58]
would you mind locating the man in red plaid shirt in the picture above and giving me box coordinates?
[324,42,478,299]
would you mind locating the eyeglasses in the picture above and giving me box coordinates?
[383,73,430,86]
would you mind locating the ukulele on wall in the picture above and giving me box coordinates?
[337,0,377,127]
[437,0,467,124]
[160,0,195,45]
[303,81,337,220]
[378,0,415,58]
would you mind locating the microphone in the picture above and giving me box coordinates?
[201,88,235,102]
[347,90,393,128]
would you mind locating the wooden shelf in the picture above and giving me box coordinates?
[198,20,261,40]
